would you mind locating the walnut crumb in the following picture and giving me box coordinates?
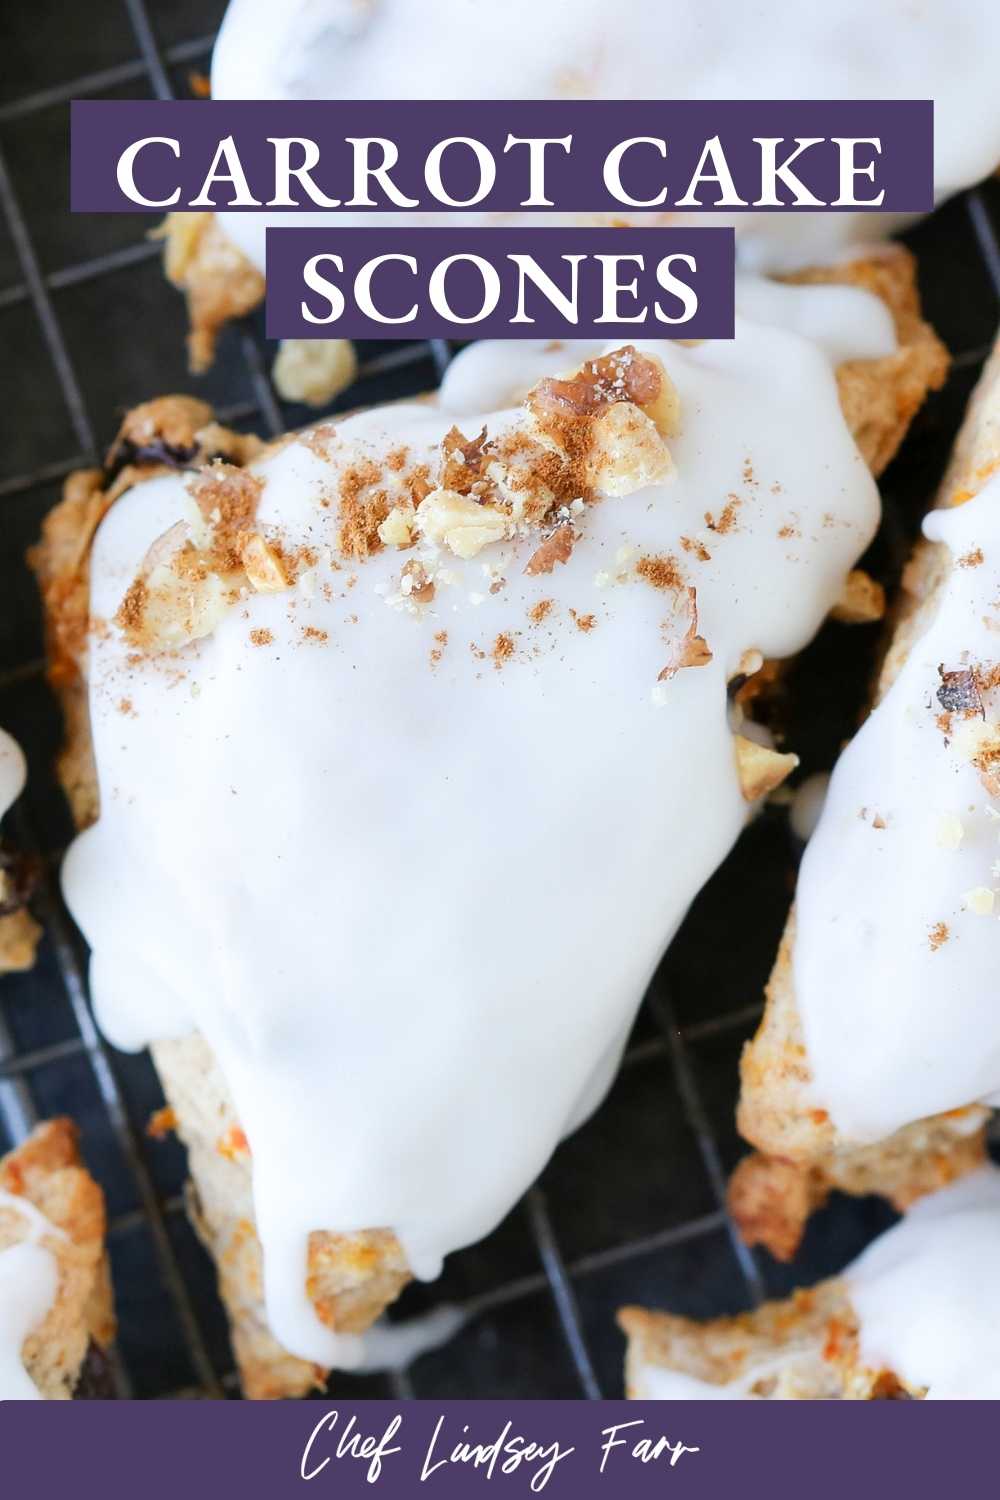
[524,522,574,575]
[528,599,554,624]
[249,627,273,647]
[570,610,596,633]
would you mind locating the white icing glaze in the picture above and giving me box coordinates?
[64,304,884,1366]
[795,477,1000,1141]
[211,0,1000,274]
[0,729,26,822]
[847,1165,1000,1399]
[0,1189,61,1401]
[789,772,830,844]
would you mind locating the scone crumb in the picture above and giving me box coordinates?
[272,338,357,408]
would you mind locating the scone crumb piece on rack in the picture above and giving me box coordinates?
[272,339,358,408]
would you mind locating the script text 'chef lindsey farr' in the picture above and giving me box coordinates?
[300,1410,700,1491]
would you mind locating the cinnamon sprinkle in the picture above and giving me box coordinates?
[928,921,950,952]
[492,632,516,668]
[637,554,684,591]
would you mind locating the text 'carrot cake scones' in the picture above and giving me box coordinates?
[163,0,1000,367]
[0,729,41,975]
[33,256,944,1398]
[733,334,1000,1262]
[621,1165,1000,1400]
[0,1119,114,1399]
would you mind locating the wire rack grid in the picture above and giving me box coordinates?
[1,0,999,1402]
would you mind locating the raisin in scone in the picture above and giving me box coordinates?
[32,257,944,1398]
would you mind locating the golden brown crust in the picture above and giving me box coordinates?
[1,1119,113,1399]
[31,256,946,1396]
[618,1281,918,1400]
[0,907,42,974]
[153,1034,408,1401]
[783,248,949,475]
[735,340,1000,1260]
[157,214,266,374]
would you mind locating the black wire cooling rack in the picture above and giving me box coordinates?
[1,0,999,1401]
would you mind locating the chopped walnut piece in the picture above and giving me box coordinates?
[831,569,886,624]
[963,886,995,916]
[116,553,234,652]
[585,403,672,498]
[147,1106,177,1140]
[241,533,290,593]
[415,487,511,559]
[529,346,675,422]
[377,505,416,548]
[658,587,713,682]
[524,522,575,575]
[400,559,435,603]
[272,338,357,408]
[441,425,489,492]
[734,736,799,802]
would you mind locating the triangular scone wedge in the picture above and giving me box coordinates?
[1,1119,114,1398]
[29,252,945,1400]
[734,336,1000,1261]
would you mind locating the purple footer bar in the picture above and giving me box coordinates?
[0,1398,989,1497]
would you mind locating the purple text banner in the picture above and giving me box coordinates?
[1,1397,993,1500]
[264,227,735,340]
[70,99,933,215]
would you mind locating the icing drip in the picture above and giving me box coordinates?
[64,296,886,1365]
[795,477,1000,1141]
[0,729,26,822]
[847,1166,1000,1399]
[0,1190,61,1401]
[211,0,1000,274]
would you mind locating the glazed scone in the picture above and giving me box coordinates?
[0,728,41,975]
[33,259,943,1399]
[0,1119,114,1399]
[621,1165,1000,1400]
[734,334,1000,1260]
[164,0,1000,366]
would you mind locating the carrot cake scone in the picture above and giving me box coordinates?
[733,336,1000,1261]
[621,1165,1000,1400]
[0,729,41,975]
[164,0,1000,367]
[33,257,944,1397]
[0,1119,114,1399]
